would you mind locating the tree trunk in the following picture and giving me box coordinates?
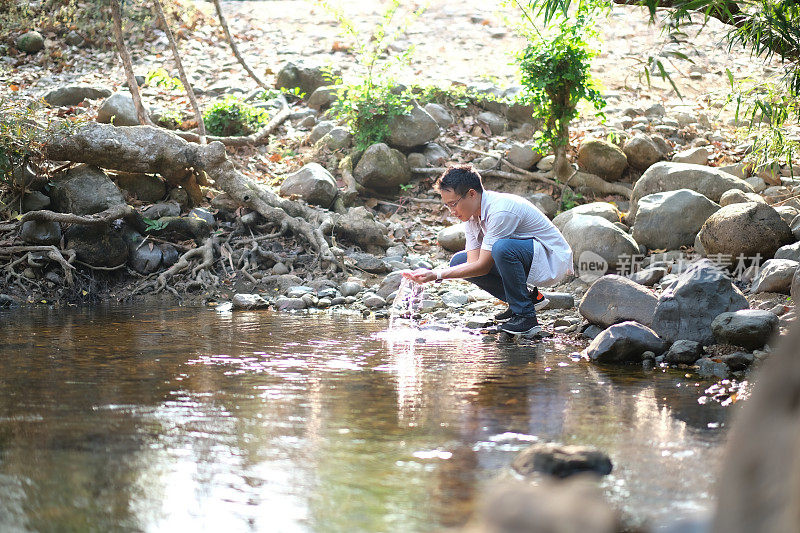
[110,0,152,126]
[153,0,206,143]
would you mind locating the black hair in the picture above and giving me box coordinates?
[436,165,484,195]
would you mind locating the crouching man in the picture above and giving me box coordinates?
[403,165,573,336]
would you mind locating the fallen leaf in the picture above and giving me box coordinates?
[9,84,19,91]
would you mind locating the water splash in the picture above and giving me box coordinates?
[388,276,424,331]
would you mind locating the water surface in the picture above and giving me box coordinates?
[0,306,729,531]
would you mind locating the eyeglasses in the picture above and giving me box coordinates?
[444,193,467,211]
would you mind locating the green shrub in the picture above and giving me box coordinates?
[203,96,268,137]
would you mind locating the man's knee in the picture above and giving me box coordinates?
[450,251,468,267]
[491,239,516,260]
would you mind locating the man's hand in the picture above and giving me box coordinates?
[402,268,438,284]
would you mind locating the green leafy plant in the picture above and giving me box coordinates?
[146,68,184,92]
[202,95,268,136]
[143,217,169,232]
[1,98,45,189]
[320,0,423,150]
[511,0,606,179]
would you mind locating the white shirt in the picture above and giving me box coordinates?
[464,190,574,287]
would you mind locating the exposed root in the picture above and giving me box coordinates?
[156,235,218,291]
[0,245,76,285]
[19,204,135,226]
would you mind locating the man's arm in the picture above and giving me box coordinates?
[404,248,493,283]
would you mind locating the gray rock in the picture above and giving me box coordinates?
[775,205,800,227]
[744,175,767,193]
[632,189,721,250]
[20,220,61,245]
[130,242,163,274]
[721,351,755,371]
[583,321,669,364]
[64,30,84,47]
[711,309,779,349]
[114,172,166,203]
[286,286,314,298]
[306,85,339,109]
[552,202,623,230]
[275,61,330,97]
[750,259,799,293]
[142,201,181,219]
[340,280,365,297]
[275,297,307,311]
[664,339,703,364]
[527,193,558,219]
[582,324,603,339]
[422,142,449,166]
[407,152,427,168]
[387,104,439,149]
[314,127,352,151]
[475,156,498,170]
[149,216,210,243]
[363,293,387,309]
[651,259,749,344]
[308,120,335,144]
[97,93,147,126]
[16,31,44,53]
[476,111,508,135]
[628,266,667,286]
[159,243,179,267]
[672,147,710,165]
[22,191,50,212]
[441,291,469,308]
[376,272,403,299]
[579,275,657,327]
[512,443,613,478]
[699,202,793,261]
[437,223,466,252]
[334,206,390,250]
[64,226,128,267]
[51,164,126,215]
[537,155,555,171]
[353,143,411,190]
[696,357,730,379]
[577,139,628,180]
[423,103,453,127]
[280,162,338,207]
[348,252,389,273]
[720,163,750,180]
[43,85,112,107]
[775,242,800,263]
[563,215,640,274]
[542,292,575,309]
[629,162,754,222]
[504,142,543,170]
[719,189,767,207]
[188,207,215,226]
[623,134,663,170]
[792,214,800,241]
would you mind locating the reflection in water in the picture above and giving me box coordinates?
[0,306,730,531]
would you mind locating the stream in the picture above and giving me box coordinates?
[0,305,730,532]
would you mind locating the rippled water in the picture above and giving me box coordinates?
[0,305,729,532]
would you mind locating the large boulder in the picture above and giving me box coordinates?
[628,162,753,222]
[353,143,411,191]
[275,61,331,97]
[20,220,61,245]
[577,139,628,180]
[113,172,166,203]
[64,226,128,268]
[749,259,799,294]
[562,215,639,274]
[16,31,44,54]
[526,193,558,219]
[552,202,623,231]
[623,134,663,170]
[50,164,126,215]
[505,142,542,170]
[671,147,710,165]
[43,85,112,107]
[579,275,657,327]
[96,93,146,126]
[423,103,453,127]
[698,202,793,261]
[437,223,466,252]
[334,206,391,250]
[279,162,338,207]
[631,189,721,250]
[775,242,800,263]
[711,310,779,349]
[386,104,439,149]
[583,321,669,364]
[651,259,749,345]
[793,268,800,304]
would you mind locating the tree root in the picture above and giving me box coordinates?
[156,235,218,291]
[43,122,340,264]
[561,170,632,198]
[0,245,76,285]
[19,204,135,226]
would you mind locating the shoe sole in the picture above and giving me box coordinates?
[499,324,542,336]
[534,297,550,311]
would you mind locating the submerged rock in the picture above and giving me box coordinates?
[512,443,613,478]
[664,339,703,365]
[232,294,269,310]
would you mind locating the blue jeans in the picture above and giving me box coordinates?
[450,238,536,317]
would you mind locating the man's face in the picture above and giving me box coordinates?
[440,188,479,221]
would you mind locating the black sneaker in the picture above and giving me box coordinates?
[494,289,550,321]
[500,315,542,336]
